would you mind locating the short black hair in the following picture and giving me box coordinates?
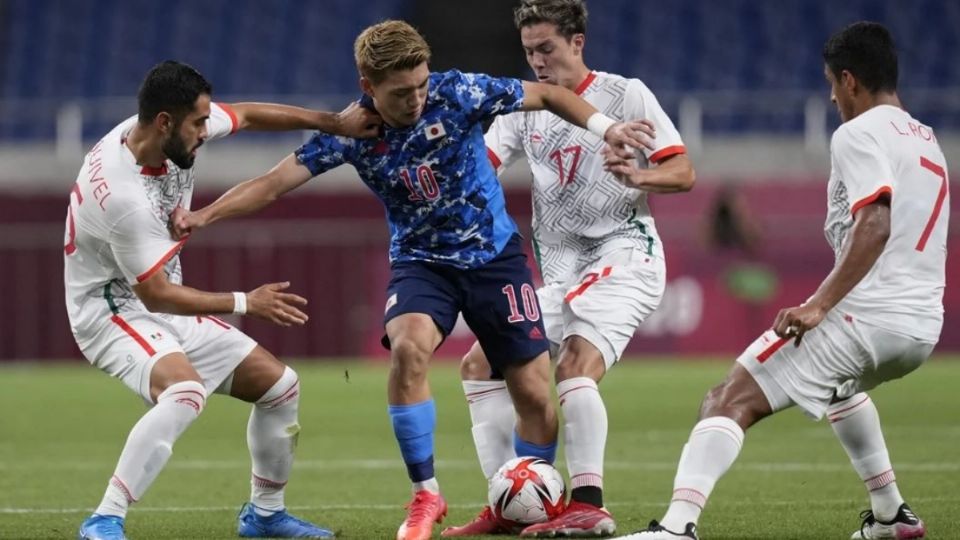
[137,61,213,125]
[823,21,898,93]
[514,0,587,39]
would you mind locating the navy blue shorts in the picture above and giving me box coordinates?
[382,234,549,376]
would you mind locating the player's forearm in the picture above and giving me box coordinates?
[633,155,696,193]
[522,82,597,128]
[807,204,890,313]
[230,103,339,132]
[138,284,236,316]
[195,176,280,227]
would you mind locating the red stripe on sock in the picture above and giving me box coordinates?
[672,488,706,509]
[252,473,288,490]
[570,473,603,489]
[558,384,598,402]
[828,395,870,423]
[261,381,299,407]
[864,469,896,491]
[111,475,139,503]
[175,397,202,414]
[464,386,507,402]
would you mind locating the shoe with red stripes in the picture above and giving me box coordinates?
[520,501,616,537]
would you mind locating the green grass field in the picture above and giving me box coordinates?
[1,358,958,539]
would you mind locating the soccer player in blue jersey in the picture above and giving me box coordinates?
[172,20,655,540]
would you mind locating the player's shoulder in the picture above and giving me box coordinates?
[830,110,883,151]
[429,69,469,95]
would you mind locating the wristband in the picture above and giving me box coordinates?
[586,112,617,139]
[232,292,247,315]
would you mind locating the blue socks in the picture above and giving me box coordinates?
[514,431,558,463]
[388,399,437,482]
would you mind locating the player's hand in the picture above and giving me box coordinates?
[772,303,827,346]
[603,119,656,158]
[246,282,309,327]
[601,147,649,188]
[335,101,382,138]
[169,206,204,240]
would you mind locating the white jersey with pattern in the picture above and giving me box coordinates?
[64,103,238,346]
[485,71,685,284]
[825,104,948,342]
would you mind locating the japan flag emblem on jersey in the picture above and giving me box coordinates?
[424,121,446,141]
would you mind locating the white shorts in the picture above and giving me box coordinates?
[736,310,936,420]
[79,311,258,403]
[538,247,665,369]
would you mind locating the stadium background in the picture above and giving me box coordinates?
[0,0,957,361]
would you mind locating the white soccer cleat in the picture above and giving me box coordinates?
[851,503,925,539]
[612,520,698,539]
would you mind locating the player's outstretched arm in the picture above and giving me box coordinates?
[602,151,696,193]
[773,200,891,344]
[229,101,381,138]
[520,81,655,157]
[133,270,309,327]
[171,155,311,239]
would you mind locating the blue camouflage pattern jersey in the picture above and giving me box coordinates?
[295,70,525,268]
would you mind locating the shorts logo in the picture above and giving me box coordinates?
[528,326,544,340]
[385,293,398,314]
[150,332,164,341]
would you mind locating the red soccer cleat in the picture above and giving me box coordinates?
[520,501,617,538]
[397,490,448,540]
[441,505,519,537]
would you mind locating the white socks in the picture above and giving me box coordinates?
[248,366,301,514]
[661,416,744,531]
[828,393,904,521]
[462,380,517,479]
[96,380,207,518]
[557,377,606,490]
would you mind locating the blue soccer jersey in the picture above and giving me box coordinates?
[295,70,525,268]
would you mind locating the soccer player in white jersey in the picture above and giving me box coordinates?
[611,22,946,540]
[442,1,695,537]
[67,61,379,540]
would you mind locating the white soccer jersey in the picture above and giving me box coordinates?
[825,104,948,342]
[485,71,685,284]
[64,103,238,345]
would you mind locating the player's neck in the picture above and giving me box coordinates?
[856,92,902,117]
[559,66,593,93]
[125,124,167,169]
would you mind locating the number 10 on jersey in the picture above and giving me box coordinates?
[400,165,441,202]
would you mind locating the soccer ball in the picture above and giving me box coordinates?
[488,456,566,526]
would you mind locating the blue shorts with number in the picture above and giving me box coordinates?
[382,234,548,376]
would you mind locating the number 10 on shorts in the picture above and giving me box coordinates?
[502,284,541,323]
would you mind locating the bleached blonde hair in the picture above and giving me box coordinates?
[354,20,432,83]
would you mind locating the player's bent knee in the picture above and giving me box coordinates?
[699,374,770,429]
[156,380,207,416]
[460,342,491,380]
[256,365,300,409]
[390,336,433,365]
